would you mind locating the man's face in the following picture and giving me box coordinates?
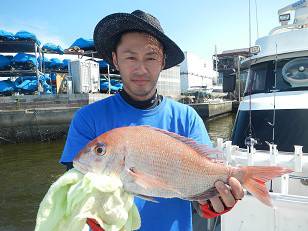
[112,32,165,101]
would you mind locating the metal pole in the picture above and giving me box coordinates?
[41,53,44,73]
[215,45,218,72]
[254,0,259,38]
[107,64,110,94]
[238,56,241,102]
[214,45,219,88]
[35,43,42,95]
[271,43,278,144]
[249,0,252,49]
[248,0,253,137]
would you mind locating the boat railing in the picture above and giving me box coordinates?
[269,22,308,35]
[215,137,308,195]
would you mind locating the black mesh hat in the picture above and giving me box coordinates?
[93,10,184,70]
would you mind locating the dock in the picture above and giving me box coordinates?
[189,100,233,119]
[0,94,108,143]
[0,95,235,143]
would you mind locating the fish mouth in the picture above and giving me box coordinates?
[73,161,88,174]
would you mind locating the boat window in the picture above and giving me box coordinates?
[244,63,267,94]
[244,57,308,95]
[281,57,308,87]
[269,59,292,91]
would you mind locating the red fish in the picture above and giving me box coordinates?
[73,126,292,206]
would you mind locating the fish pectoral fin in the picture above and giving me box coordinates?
[184,187,219,201]
[134,194,159,203]
[127,167,180,194]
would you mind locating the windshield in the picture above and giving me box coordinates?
[244,57,308,95]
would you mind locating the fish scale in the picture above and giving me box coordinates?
[120,127,227,197]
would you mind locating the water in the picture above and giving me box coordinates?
[0,141,65,231]
[0,113,235,231]
[205,113,236,143]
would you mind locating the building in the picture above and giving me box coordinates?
[157,65,181,98]
[213,48,250,85]
[180,51,216,93]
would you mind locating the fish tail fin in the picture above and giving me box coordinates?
[238,166,292,206]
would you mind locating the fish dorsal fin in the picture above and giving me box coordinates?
[140,126,222,160]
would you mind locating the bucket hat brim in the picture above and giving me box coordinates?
[94,12,184,70]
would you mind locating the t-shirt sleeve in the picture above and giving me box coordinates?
[187,108,212,147]
[60,108,96,164]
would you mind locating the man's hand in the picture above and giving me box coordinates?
[199,177,244,213]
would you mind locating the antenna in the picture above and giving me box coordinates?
[245,0,257,151]
[267,43,279,193]
[248,0,252,138]
[271,43,278,144]
[249,0,252,48]
[254,0,259,38]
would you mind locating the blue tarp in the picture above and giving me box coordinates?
[40,74,51,83]
[40,74,52,93]
[42,43,64,54]
[115,82,123,89]
[15,75,52,94]
[38,56,51,69]
[98,60,109,68]
[14,31,41,45]
[15,76,38,93]
[50,72,56,81]
[37,57,69,70]
[50,58,62,69]
[13,53,37,69]
[110,79,123,88]
[15,76,37,85]
[16,79,38,93]
[70,38,94,50]
[0,79,16,94]
[62,59,70,69]
[0,55,12,69]
[100,81,120,92]
[0,29,15,40]
[50,72,57,94]
[100,79,123,93]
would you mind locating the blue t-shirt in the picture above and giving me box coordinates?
[60,93,211,231]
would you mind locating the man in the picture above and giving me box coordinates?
[60,10,244,231]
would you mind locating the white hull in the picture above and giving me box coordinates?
[222,194,308,231]
[239,91,308,111]
[219,141,308,231]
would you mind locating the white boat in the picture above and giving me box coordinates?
[186,85,214,94]
[219,141,308,231]
[222,1,308,230]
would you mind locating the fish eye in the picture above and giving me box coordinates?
[95,145,106,156]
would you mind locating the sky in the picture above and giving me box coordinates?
[0,0,294,63]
